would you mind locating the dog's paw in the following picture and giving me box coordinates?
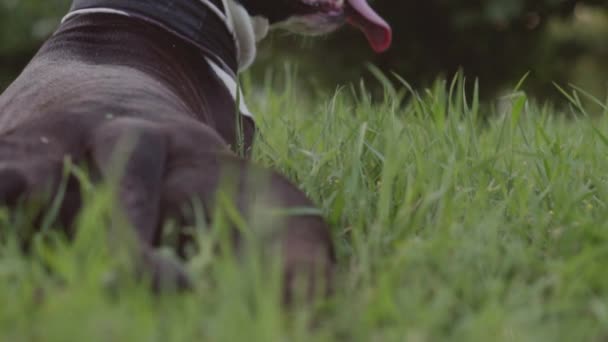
[0,115,335,299]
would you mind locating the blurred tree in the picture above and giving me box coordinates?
[0,0,66,55]
[0,0,68,85]
[257,0,608,99]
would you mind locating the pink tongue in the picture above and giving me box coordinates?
[345,0,392,53]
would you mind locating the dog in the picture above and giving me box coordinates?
[0,0,391,298]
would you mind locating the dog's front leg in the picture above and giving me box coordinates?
[89,117,192,291]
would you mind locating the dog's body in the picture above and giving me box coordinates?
[1,1,256,151]
[0,0,391,295]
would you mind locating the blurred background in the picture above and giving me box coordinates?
[0,0,607,103]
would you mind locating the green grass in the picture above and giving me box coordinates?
[2,70,608,341]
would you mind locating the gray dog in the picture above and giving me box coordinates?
[0,0,391,298]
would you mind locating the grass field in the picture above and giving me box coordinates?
[2,70,608,341]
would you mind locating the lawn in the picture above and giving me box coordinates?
[2,70,608,341]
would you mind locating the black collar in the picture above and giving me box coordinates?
[67,0,238,76]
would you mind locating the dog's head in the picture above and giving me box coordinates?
[234,0,392,53]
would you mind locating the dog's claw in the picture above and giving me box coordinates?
[141,248,193,292]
